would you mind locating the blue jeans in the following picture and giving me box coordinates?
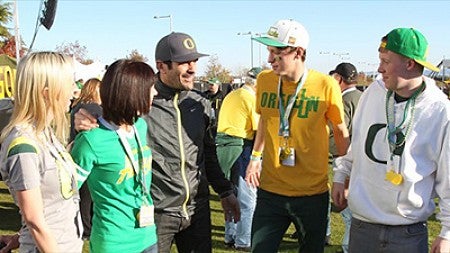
[326,195,331,239]
[224,142,256,248]
[349,218,428,253]
[252,189,329,253]
[340,207,352,253]
[141,243,158,253]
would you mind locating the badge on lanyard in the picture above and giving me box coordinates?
[279,137,295,167]
[138,204,154,227]
[99,117,155,227]
[277,70,307,167]
[385,154,403,186]
[385,170,403,185]
[384,83,423,186]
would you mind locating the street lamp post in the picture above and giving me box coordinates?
[154,15,172,32]
[254,33,266,66]
[237,31,253,68]
[14,0,20,62]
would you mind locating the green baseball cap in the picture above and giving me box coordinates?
[207,77,221,85]
[247,67,263,78]
[380,28,439,72]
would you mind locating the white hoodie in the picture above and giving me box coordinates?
[334,76,450,239]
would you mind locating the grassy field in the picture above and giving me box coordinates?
[0,180,442,253]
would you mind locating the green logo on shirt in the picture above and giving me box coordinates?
[260,90,319,118]
[117,153,152,185]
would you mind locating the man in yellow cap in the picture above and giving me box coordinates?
[332,28,450,253]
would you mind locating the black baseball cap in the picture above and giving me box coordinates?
[155,32,209,62]
[330,63,358,83]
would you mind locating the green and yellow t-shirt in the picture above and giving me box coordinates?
[217,86,259,140]
[256,69,344,196]
[71,118,157,253]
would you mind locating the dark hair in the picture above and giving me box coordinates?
[163,61,173,70]
[101,59,156,125]
[287,46,307,61]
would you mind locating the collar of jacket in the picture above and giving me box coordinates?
[155,77,187,100]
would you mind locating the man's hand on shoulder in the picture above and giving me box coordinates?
[74,108,99,132]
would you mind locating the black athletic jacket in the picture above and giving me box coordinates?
[143,78,233,218]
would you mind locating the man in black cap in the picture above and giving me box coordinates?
[74,32,240,252]
[329,62,362,155]
[147,32,239,252]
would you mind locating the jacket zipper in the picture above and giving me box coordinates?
[174,93,190,219]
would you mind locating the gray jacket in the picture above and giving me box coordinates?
[143,78,233,218]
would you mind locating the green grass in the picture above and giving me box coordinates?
[0,182,21,234]
[0,179,441,253]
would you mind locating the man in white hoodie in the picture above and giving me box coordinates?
[332,28,450,253]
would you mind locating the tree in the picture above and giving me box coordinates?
[0,1,20,58]
[126,49,147,62]
[0,36,27,58]
[234,66,251,78]
[55,40,91,64]
[0,1,12,40]
[204,54,232,83]
[234,64,270,80]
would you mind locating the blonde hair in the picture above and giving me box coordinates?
[71,78,101,108]
[0,52,74,144]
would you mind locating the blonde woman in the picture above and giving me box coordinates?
[69,78,102,142]
[0,52,83,253]
[68,78,103,240]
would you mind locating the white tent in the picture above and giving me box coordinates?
[74,59,106,82]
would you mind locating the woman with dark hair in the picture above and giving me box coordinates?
[71,59,158,253]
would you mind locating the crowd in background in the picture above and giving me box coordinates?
[0,18,449,253]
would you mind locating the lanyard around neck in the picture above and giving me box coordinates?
[98,117,150,201]
[44,129,77,195]
[278,69,308,137]
[385,82,425,156]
